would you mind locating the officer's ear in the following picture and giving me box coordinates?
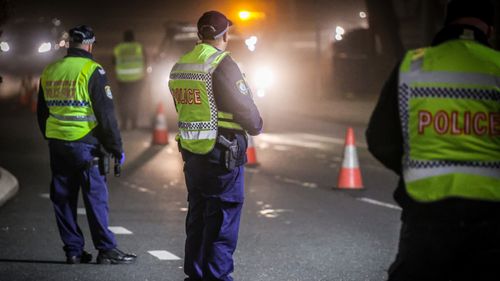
[223,32,228,43]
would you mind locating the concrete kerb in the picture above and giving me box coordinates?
[0,167,19,207]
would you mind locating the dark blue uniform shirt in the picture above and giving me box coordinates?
[37,48,123,157]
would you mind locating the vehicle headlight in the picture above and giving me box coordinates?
[245,36,258,52]
[254,66,275,97]
[0,41,10,52]
[38,42,52,53]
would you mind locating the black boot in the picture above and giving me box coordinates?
[96,248,137,264]
[66,250,92,264]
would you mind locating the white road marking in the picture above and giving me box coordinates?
[148,250,181,260]
[259,134,330,150]
[275,175,318,189]
[258,142,270,149]
[258,208,292,218]
[245,168,259,173]
[39,193,50,199]
[299,133,368,149]
[357,197,402,211]
[273,145,290,151]
[108,226,133,234]
[77,208,86,215]
[258,133,368,151]
[179,207,188,212]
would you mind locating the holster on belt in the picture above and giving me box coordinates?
[217,135,238,171]
[86,145,110,175]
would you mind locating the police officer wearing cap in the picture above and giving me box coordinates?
[37,25,137,265]
[366,0,500,280]
[169,11,262,281]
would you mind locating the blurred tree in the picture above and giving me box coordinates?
[364,0,405,60]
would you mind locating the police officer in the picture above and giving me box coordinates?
[169,11,263,281]
[366,1,500,280]
[37,25,137,265]
[113,30,146,130]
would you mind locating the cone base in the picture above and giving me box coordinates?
[336,168,364,190]
[152,131,169,145]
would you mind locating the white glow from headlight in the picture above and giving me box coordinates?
[59,40,66,47]
[254,66,275,90]
[359,11,367,19]
[147,66,153,73]
[0,42,10,52]
[335,34,343,41]
[257,89,266,98]
[245,36,258,52]
[335,26,345,35]
[38,42,52,53]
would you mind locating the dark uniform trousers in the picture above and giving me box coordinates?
[117,80,144,129]
[388,218,500,281]
[183,155,244,281]
[49,140,117,257]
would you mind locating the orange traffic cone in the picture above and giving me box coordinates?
[19,76,32,107]
[30,88,38,113]
[246,135,259,167]
[152,102,169,145]
[335,127,364,190]
[19,91,29,107]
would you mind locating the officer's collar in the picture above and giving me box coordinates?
[431,24,491,47]
[65,47,94,59]
[197,42,222,52]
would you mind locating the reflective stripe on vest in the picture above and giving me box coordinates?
[114,42,145,82]
[41,57,100,141]
[398,40,500,202]
[50,113,97,122]
[169,44,244,154]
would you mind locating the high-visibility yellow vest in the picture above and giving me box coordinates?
[399,39,500,202]
[113,42,145,82]
[169,43,244,154]
[41,57,101,141]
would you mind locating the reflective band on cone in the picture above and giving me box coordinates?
[152,102,169,145]
[246,135,259,167]
[335,127,364,190]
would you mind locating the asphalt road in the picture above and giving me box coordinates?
[0,96,401,281]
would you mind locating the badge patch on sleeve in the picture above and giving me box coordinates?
[105,85,113,99]
[236,79,249,95]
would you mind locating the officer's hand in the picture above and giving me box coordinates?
[118,152,125,166]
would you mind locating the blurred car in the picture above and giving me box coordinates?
[0,17,67,77]
[331,28,393,99]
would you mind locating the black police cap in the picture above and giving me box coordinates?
[197,11,233,40]
[69,25,96,44]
